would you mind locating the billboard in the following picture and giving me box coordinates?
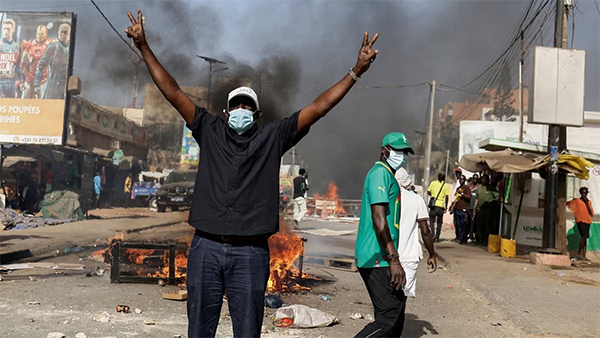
[0,12,76,145]
[181,124,199,164]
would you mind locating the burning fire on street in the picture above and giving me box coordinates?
[312,181,346,215]
[91,223,318,293]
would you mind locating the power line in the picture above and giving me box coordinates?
[89,0,142,59]
[295,82,429,91]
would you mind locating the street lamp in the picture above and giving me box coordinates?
[196,55,227,113]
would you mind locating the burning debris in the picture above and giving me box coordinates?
[91,223,317,293]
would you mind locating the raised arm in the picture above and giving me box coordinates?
[297,31,379,132]
[126,11,195,124]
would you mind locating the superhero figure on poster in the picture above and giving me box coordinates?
[33,23,70,100]
[0,18,24,98]
[20,25,53,99]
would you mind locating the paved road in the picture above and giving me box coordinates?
[1,215,598,337]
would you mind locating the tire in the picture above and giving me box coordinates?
[148,197,157,209]
[157,205,166,213]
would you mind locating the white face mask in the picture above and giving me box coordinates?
[385,148,406,170]
[228,108,254,135]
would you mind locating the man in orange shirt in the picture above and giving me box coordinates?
[567,187,595,261]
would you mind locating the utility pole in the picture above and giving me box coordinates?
[444,149,450,180]
[519,30,525,142]
[543,0,569,253]
[423,80,436,198]
[197,55,227,114]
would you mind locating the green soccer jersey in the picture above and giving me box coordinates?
[355,161,401,268]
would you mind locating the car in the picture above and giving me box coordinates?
[156,171,196,212]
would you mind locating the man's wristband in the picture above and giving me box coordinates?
[384,253,399,262]
[348,67,361,81]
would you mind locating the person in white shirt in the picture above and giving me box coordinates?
[395,168,437,298]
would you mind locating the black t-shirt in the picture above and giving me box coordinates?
[293,176,307,199]
[187,106,309,236]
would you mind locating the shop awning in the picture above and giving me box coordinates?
[2,156,37,168]
[479,138,600,164]
[459,149,543,174]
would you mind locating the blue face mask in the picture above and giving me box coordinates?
[228,108,254,135]
[385,148,406,170]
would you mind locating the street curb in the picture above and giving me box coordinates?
[1,219,186,264]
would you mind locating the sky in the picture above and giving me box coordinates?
[2,0,598,198]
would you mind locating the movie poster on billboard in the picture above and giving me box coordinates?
[0,12,75,145]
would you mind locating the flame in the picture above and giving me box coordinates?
[313,181,345,214]
[267,223,306,292]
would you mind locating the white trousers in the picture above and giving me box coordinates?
[401,261,419,298]
[293,196,307,223]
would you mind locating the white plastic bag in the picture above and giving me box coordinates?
[275,304,339,328]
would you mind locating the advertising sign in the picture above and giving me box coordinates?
[0,12,75,145]
[181,124,199,165]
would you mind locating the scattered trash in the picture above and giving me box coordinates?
[560,282,568,285]
[556,272,565,277]
[319,294,331,301]
[174,335,182,338]
[86,267,106,277]
[580,269,586,272]
[465,289,471,292]
[29,276,37,282]
[264,294,284,308]
[93,311,111,323]
[27,301,40,306]
[28,318,35,322]
[163,290,188,301]
[570,258,576,263]
[445,284,452,289]
[62,246,84,254]
[158,279,166,287]
[491,322,502,326]
[52,263,84,270]
[144,318,155,325]
[0,276,3,281]
[275,304,339,328]
[0,263,35,271]
[46,333,66,338]
[135,308,142,314]
[274,317,294,327]
[350,313,364,320]
[75,333,87,338]
[62,320,69,324]
[364,314,374,321]
[116,305,130,313]
[522,268,527,271]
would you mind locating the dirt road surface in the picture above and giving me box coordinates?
[1,212,599,337]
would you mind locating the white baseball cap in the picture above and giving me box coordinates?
[227,86,259,110]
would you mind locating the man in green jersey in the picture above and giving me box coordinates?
[354,132,414,338]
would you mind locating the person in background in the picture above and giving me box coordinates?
[567,187,595,261]
[467,174,480,242]
[454,167,462,181]
[44,163,53,193]
[355,132,414,338]
[93,171,102,209]
[124,173,133,208]
[427,173,450,242]
[450,175,471,244]
[395,168,437,303]
[65,155,79,190]
[473,174,499,245]
[292,168,309,229]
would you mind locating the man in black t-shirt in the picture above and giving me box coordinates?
[292,168,309,228]
[126,10,379,338]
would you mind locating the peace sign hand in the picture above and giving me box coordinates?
[125,10,147,49]
[354,31,379,77]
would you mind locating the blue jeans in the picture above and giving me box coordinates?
[187,233,270,338]
[454,210,468,243]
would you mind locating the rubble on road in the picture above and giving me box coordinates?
[144,318,155,325]
[74,333,87,338]
[46,333,66,338]
[1,207,76,231]
[275,304,339,328]
[350,313,364,320]
[93,311,111,323]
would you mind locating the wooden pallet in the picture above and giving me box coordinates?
[304,256,357,272]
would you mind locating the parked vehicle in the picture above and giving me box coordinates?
[156,171,196,212]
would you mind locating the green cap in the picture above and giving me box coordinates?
[382,132,414,154]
